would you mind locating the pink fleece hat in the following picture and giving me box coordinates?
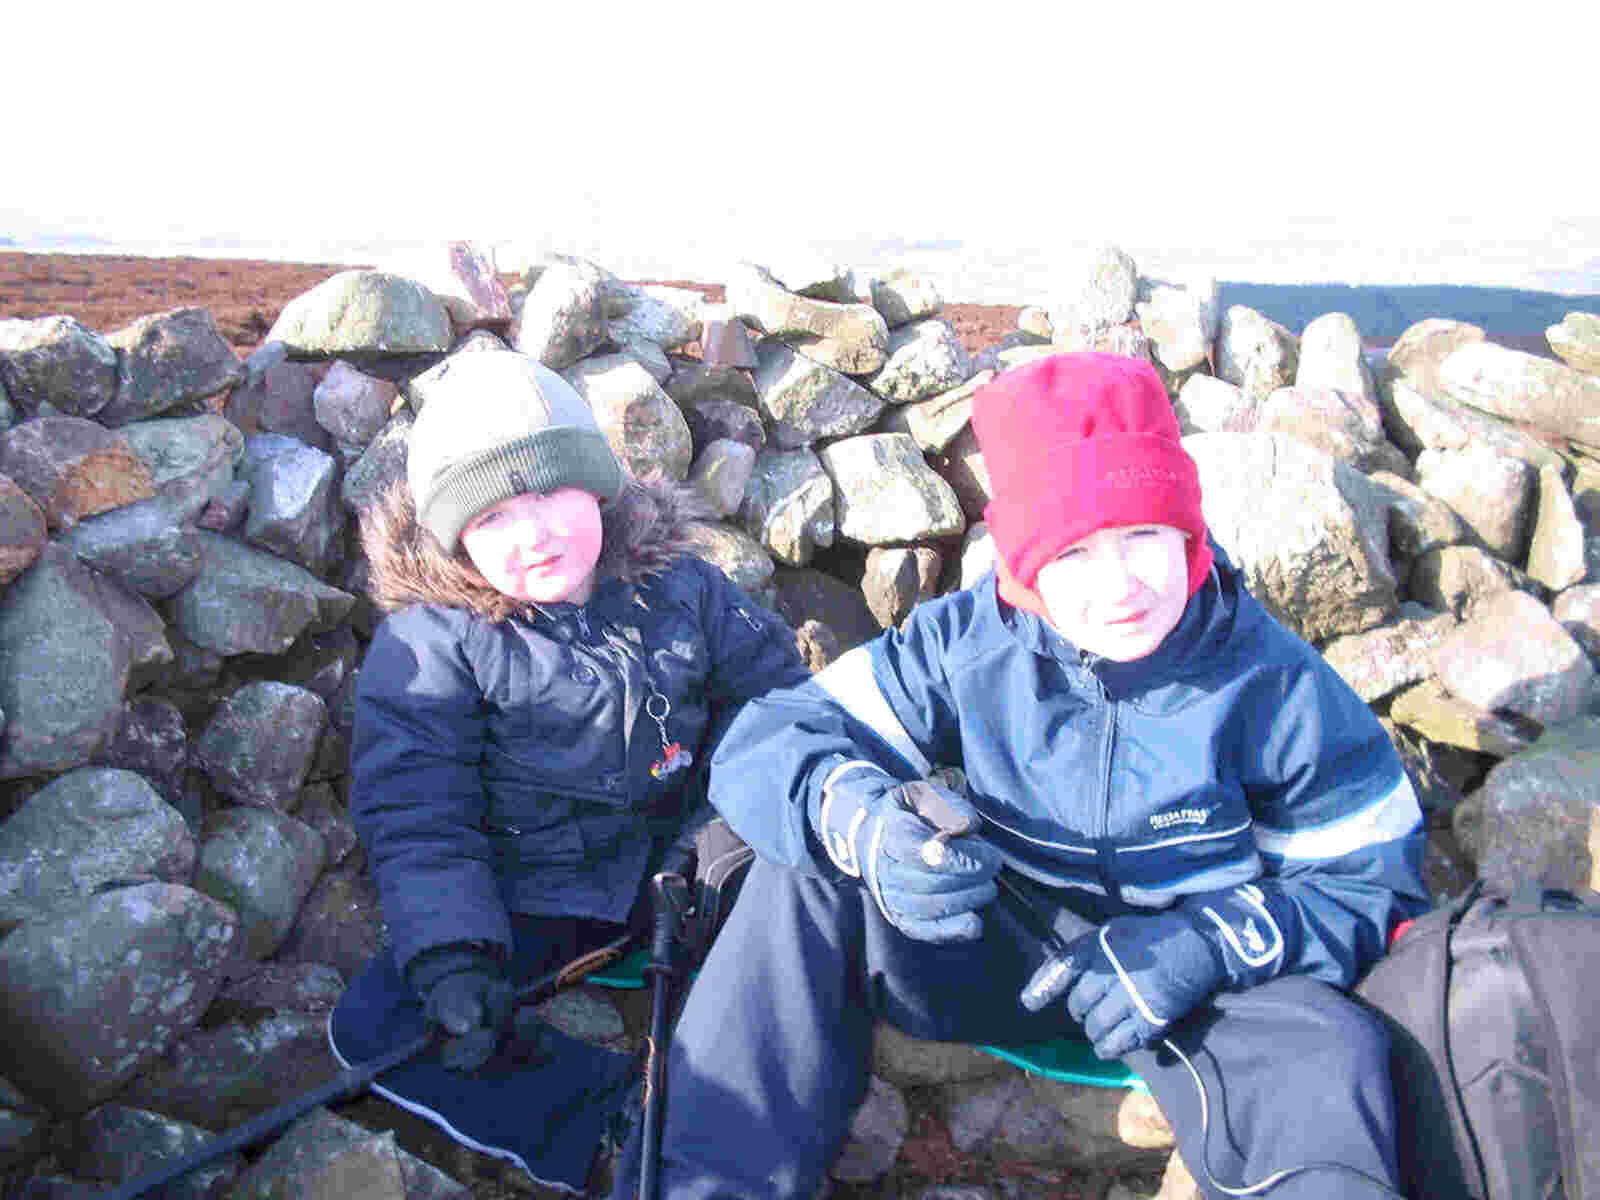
[972,352,1214,599]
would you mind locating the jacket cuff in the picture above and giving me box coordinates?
[809,760,895,878]
[404,941,505,999]
[1179,881,1296,987]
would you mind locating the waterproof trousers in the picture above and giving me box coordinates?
[613,857,1404,1200]
[331,915,636,1192]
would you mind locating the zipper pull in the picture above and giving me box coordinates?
[735,607,761,632]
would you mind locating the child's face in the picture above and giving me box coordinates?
[1034,524,1189,661]
[461,488,604,605]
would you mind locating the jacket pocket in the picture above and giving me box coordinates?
[485,820,585,868]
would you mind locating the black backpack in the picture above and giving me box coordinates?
[1355,883,1600,1200]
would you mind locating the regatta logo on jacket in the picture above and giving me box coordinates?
[1242,918,1266,955]
[1149,807,1210,832]
[1104,464,1181,488]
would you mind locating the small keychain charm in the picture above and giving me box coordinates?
[646,691,694,779]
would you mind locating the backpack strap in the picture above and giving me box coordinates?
[1505,891,1600,1200]
[1357,883,1486,1198]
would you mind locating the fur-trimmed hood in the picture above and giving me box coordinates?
[360,472,714,622]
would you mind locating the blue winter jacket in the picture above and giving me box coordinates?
[709,551,1429,988]
[352,484,808,977]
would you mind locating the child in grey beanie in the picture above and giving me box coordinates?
[330,348,808,1189]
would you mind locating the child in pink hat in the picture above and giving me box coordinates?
[618,352,1428,1200]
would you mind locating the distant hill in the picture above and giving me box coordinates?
[1216,281,1600,346]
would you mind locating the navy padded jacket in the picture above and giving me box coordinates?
[710,553,1429,988]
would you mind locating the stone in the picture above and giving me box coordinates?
[100,307,244,425]
[1257,385,1407,476]
[385,239,512,332]
[0,315,117,419]
[313,360,399,448]
[56,496,204,598]
[1415,446,1534,564]
[193,681,328,810]
[0,766,194,931]
[1216,306,1298,405]
[1546,311,1600,374]
[1320,604,1458,704]
[878,370,989,456]
[0,545,134,779]
[1186,433,1397,642]
[192,806,327,960]
[753,340,885,449]
[167,532,354,656]
[1430,590,1595,730]
[0,882,238,1113]
[818,434,964,546]
[740,448,835,567]
[1526,464,1588,591]
[1294,311,1374,405]
[1046,244,1138,342]
[120,412,245,520]
[688,438,755,518]
[0,473,46,586]
[863,318,973,405]
[266,270,453,357]
[564,354,693,482]
[727,262,889,375]
[511,259,612,369]
[868,269,942,329]
[1388,678,1536,757]
[1440,342,1600,448]
[0,415,154,531]
[1452,717,1600,894]
[1173,373,1255,435]
[1135,273,1219,377]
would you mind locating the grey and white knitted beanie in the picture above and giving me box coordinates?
[405,352,625,550]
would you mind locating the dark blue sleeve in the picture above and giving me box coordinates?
[351,606,512,973]
[695,558,811,763]
[1218,637,1430,988]
[707,596,967,874]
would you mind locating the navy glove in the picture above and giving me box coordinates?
[1023,883,1291,1060]
[811,763,1003,943]
[408,945,515,1072]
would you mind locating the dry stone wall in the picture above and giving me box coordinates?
[1,240,1599,1197]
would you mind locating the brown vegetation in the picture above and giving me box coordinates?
[0,253,1024,359]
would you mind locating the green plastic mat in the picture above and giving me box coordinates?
[585,947,651,989]
[584,948,1143,1091]
[976,1039,1146,1092]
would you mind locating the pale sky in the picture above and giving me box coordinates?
[9,1,1598,294]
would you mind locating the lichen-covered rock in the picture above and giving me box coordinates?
[0,415,155,531]
[0,767,195,931]
[266,270,452,357]
[100,307,245,425]
[0,315,117,419]
[0,882,238,1113]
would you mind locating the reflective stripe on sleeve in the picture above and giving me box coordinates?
[810,646,933,778]
[1252,775,1422,862]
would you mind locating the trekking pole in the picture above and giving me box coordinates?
[96,928,640,1200]
[638,868,691,1200]
[92,1028,435,1200]
[892,779,1103,1006]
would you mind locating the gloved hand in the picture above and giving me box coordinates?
[408,945,515,1072]
[811,763,1002,943]
[1021,882,1291,1060]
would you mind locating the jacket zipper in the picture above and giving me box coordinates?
[536,601,632,803]
[1087,653,1122,902]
